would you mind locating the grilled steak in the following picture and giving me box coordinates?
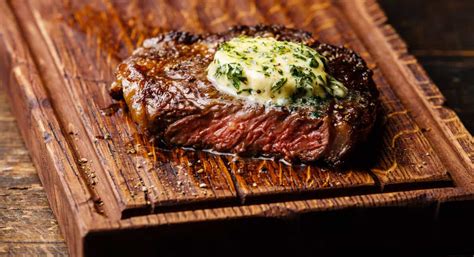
[110,25,378,165]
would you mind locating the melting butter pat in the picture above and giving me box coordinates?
[207,36,347,105]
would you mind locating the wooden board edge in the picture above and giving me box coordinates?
[13,0,244,217]
[1,0,473,256]
[82,0,474,231]
[336,0,473,189]
[365,0,473,164]
[0,2,111,256]
[107,187,471,229]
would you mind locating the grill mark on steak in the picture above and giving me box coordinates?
[111,25,379,166]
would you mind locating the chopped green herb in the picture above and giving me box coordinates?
[271,77,288,92]
[237,88,253,94]
[321,56,329,71]
[215,63,248,90]
[218,42,234,52]
[274,45,290,55]
[262,65,271,77]
[310,112,321,119]
[290,65,316,89]
[293,53,307,61]
[316,75,326,86]
[327,75,348,98]
[309,58,319,68]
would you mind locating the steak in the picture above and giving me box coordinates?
[110,25,378,165]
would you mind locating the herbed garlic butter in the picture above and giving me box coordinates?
[207,36,347,106]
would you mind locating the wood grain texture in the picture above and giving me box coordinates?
[13,0,454,212]
[0,0,472,257]
[0,87,68,256]
[339,0,473,184]
[227,156,376,203]
[11,0,242,218]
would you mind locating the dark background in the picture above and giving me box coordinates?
[380,0,474,133]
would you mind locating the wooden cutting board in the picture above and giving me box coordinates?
[0,0,472,256]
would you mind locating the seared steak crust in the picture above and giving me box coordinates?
[111,25,378,165]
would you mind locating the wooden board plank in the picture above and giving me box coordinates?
[227,156,376,203]
[0,2,99,256]
[9,0,382,215]
[306,1,452,188]
[10,0,241,218]
[23,0,451,204]
[0,0,472,256]
[338,0,473,188]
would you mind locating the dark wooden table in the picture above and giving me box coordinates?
[0,1,472,256]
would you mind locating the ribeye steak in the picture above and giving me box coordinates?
[110,25,378,165]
